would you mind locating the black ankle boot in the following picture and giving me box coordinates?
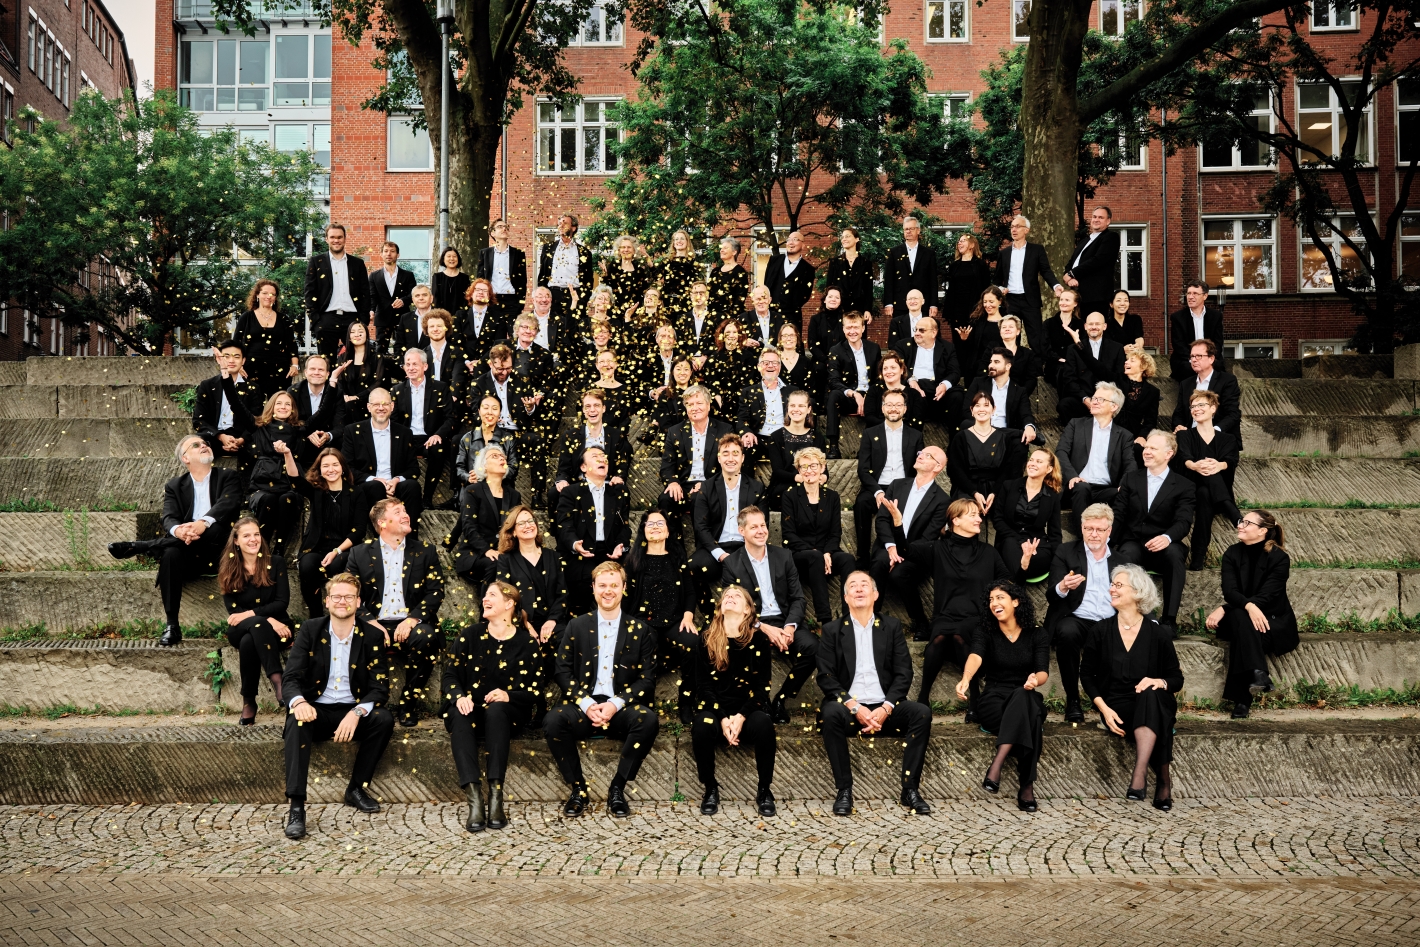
[464,782,486,832]
[487,781,506,829]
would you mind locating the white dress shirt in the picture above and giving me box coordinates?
[578,610,626,713]
[878,425,906,485]
[757,314,774,346]
[1146,467,1170,508]
[535,313,552,350]
[490,373,516,430]
[298,628,375,715]
[1191,371,1214,427]
[1089,338,1102,358]
[550,241,581,288]
[588,481,607,542]
[307,386,325,417]
[1071,231,1099,270]
[689,424,708,481]
[370,425,394,480]
[491,248,515,296]
[1079,422,1113,485]
[1191,309,1206,341]
[746,547,782,619]
[912,344,936,381]
[327,253,355,313]
[847,614,888,707]
[378,539,408,621]
[850,342,870,392]
[171,472,217,537]
[782,256,800,278]
[887,479,932,550]
[1063,546,1116,622]
[904,242,918,271]
[1007,247,1026,295]
[584,424,605,450]
[217,387,235,431]
[383,267,398,296]
[406,381,427,436]
[715,478,743,554]
[760,383,785,435]
[427,341,446,381]
[469,307,488,337]
[990,378,1010,428]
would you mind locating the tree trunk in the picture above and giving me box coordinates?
[440,101,500,256]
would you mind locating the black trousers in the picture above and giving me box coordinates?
[564,539,620,616]
[454,547,501,591]
[976,684,1045,786]
[1189,475,1240,568]
[870,544,932,630]
[852,490,886,564]
[691,710,777,791]
[792,549,857,625]
[689,541,744,614]
[1221,608,1270,706]
[1001,296,1044,356]
[353,478,422,539]
[996,534,1058,583]
[920,619,975,705]
[820,698,931,791]
[826,389,866,439]
[1066,481,1118,537]
[382,621,445,706]
[226,617,288,701]
[447,698,535,785]
[414,439,452,505]
[761,614,819,702]
[906,385,964,431]
[1051,614,1093,706]
[283,701,395,800]
[314,311,356,363]
[542,701,660,786]
[657,481,705,542]
[154,531,226,626]
[1117,540,1187,622]
[298,547,350,618]
[249,486,302,559]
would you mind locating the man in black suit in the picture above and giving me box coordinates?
[736,348,798,465]
[468,345,535,463]
[339,387,424,539]
[721,506,813,724]
[659,385,734,529]
[1044,502,1118,724]
[818,570,933,816]
[477,218,529,323]
[460,278,511,367]
[881,216,940,324]
[854,389,924,565]
[368,240,417,355]
[288,354,343,468]
[1113,431,1195,634]
[869,445,950,639]
[507,315,559,495]
[279,572,396,839]
[1058,311,1126,423]
[391,349,456,508]
[993,214,1062,350]
[550,388,632,514]
[108,434,243,646]
[1171,338,1243,449]
[690,434,766,613]
[1063,205,1123,320]
[1056,382,1138,536]
[761,230,816,323]
[825,310,880,458]
[677,282,716,368]
[537,214,595,328]
[742,285,786,351]
[191,341,262,477]
[965,348,1041,442]
[1167,281,1226,380]
[525,287,568,364]
[304,223,371,361]
[902,316,964,428]
[391,284,436,356]
[556,446,633,615]
[345,497,447,725]
[543,561,660,818]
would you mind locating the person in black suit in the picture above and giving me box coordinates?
[761,231,816,322]
[537,214,596,328]
[107,434,243,646]
[345,497,447,726]
[288,354,344,470]
[459,278,512,369]
[192,341,263,476]
[543,561,660,818]
[1170,338,1243,451]
[555,445,633,616]
[1168,281,1226,380]
[735,348,798,466]
[550,388,632,515]
[721,506,813,723]
[450,443,521,591]
[1058,311,1127,423]
[853,390,925,564]
[1062,206,1123,319]
[658,385,735,529]
[818,571,934,817]
[992,215,1062,350]
[391,349,456,508]
[338,387,425,541]
[477,219,529,324]
[390,285,437,356]
[965,348,1042,443]
[902,316,964,427]
[420,309,467,391]
[825,226,877,315]
[1205,510,1298,719]
[304,224,371,361]
[284,446,364,617]
[742,284,787,351]
[1176,388,1242,570]
[689,434,766,613]
[822,311,879,453]
[1112,430,1195,634]
[881,216,940,324]
[782,447,856,625]
[279,572,396,839]
[869,446,950,639]
[992,446,1064,583]
[1044,502,1118,724]
[368,240,417,355]
[1056,382,1138,535]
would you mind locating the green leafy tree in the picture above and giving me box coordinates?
[0,91,323,353]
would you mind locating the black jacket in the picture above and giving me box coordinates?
[536,239,596,295]
[1063,228,1122,304]
[1044,539,1116,630]
[455,424,519,485]
[900,338,962,389]
[281,616,391,709]
[1220,542,1298,654]
[817,613,912,705]
[676,310,718,357]
[289,381,344,438]
[390,378,456,444]
[345,536,446,624]
[555,481,633,554]
[932,532,1011,628]
[857,422,926,492]
[392,311,433,357]
[468,371,536,431]
[882,242,939,315]
[1111,468,1196,547]
[1059,338,1126,405]
[508,340,558,395]
[735,381,800,440]
[420,338,468,390]
[721,544,807,627]
[825,253,876,314]
[338,419,421,482]
[554,611,658,707]
[192,373,262,440]
[873,476,949,556]
[161,467,243,535]
[1168,306,1226,380]
[781,484,845,554]
[304,251,370,322]
[554,425,633,485]
[691,474,766,551]
[477,244,529,311]
[991,477,1063,547]
[762,252,817,319]
[1081,616,1184,702]
[292,477,364,554]
[740,308,787,349]
[456,480,522,557]
[458,307,513,364]
[827,340,882,396]
[1056,416,1138,486]
[368,266,417,333]
[660,418,735,490]
[964,376,1038,433]
[1171,370,1243,448]
[992,242,1059,314]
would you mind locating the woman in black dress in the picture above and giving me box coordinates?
[781,447,855,626]
[1206,510,1298,719]
[1176,388,1241,570]
[442,580,543,832]
[918,498,1012,709]
[824,227,876,316]
[805,285,847,361]
[659,229,700,317]
[765,390,824,510]
[624,509,698,717]
[452,444,522,592]
[962,286,1005,383]
[991,446,1063,583]
[331,320,396,415]
[776,323,820,408]
[1119,346,1161,463]
[942,234,992,341]
[1081,563,1183,810]
[218,516,293,724]
[674,585,778,817]
[1104,289,1145,350]
[224,378,304,557]
[956,580,1049,811]
[707,236,751,323]
[703,319,755,423]
[282,446,363,616]
[494,505,568,704]
[863,351,923,429]
[433,247,471,314]
[590,348,634,432]
[232,279,301,399]
[1044,289,1084,387]
[648,358,697,450]
[604,235,653,326]
[948,391,1025,512]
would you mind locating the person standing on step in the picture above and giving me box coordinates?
[233,279,301,399]
[367,240,416,356]
[220,516,294,726]
[992,214,1062,354]
[1044,502,1117,726]
[538,213,595,333]
[854,389,924,567]
[825,310,880,460]
[1062,206,1121,322]
[1167,281,1225,381]
[478,219,529,328]
[882,216,940,345]
[304,223,371,363]
[762,230,816,325]
[1175,389,1242,571]
[991,446,1063,585]
[391,348,456,511]
[1112,430,1195,638]
[869,445,950,642]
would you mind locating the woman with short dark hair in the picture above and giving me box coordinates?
[218,516,293,725]
[433,247,471,314]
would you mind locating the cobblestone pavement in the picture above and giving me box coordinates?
[3,799,1419,945]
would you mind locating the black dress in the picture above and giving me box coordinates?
[223,555,293,701]
[942,257,992,332]
[1218,542,1298,705]
[626,551,696,638]
[947,427,1024,502]
[971,621,1050,785]
[659,257,701,315]
[452,481,522,586]
[603,261,653,322]
[1174,426,1241,567]
[433,271,471,314]
[825,253,876,315]
[990,477,1063,582]
[764,427,825,510]
[223,375,303,556]
[232,310,300,399]
[495,548,568,638]
[1080,617,1183,774]
[805,304,847,361]
[781,484,856,625]
[778,352,820,408]
[703,347,755,422]
[1117,378,1161,443]
[707,264,750,321]
[1104,311,1145,348]
[920,532,1011,702]
[291,477,364,615]
[441,622,542,785]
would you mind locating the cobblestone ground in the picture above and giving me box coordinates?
[3,798,1419,945]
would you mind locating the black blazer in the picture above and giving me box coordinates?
[817,613,912,706]
[660,418,735,490]
[721,544,807,627]
[781,484,845,554]
[1171,370,1243,448]
[873,476,949,555]
[289,382,344,437]
[291,476,364,554]
[477,244,529,310]
[676,310,718,357]
[740,308,787,349]
[991,477,1063,547]
[1111,468,1196,546]
[857,422,926,492]
[456,480,522,556]
[368,266,417,332]
[281,616,391,709]
[338,419,421,482]
[691,474,766,551]
[468,371,536,431]
[881,242,939,315]
[1044,539,1116,630]
[901,339,962,389]
[735,381,800,440]
[1056,416,1138,485]
[459,307,513,364]
[827,340,882,395]
[391,378,455,444]
[1059,338,1127,404]
[964,376,1038,432]
[192,373,262,440]
[554,425,633,485]
[1063,228,1122,304]
[992,242,1059,314]
[825,253,876,314]
[536,240,596,293]
[345,537,447,624]
[555,481,633,554]
[762,252,817,319]
[304,251,370,322]
[392,311,434,357]
[554,611,658,707]
[420,338,467,389]
[1081,616,1184,703]
[1220,542,1299,654]
[161,467,243,535]
[1168,306,1226,380]
[508,340,557,394]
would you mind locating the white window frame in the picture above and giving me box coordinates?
[1011,0,1030,42]
[21,308,37,346]
[1224,339,1282,360]
[1099,0,1142,38]
[1117,224,1148,295]
[925,0,969,42]
[1400,212,1420,288]
[387,115,434,172]
[751,226,790,289]
[851,5,886,43]
[1113,128,1147,170]
[1297,79,1373,166]
[937,92,970,121]
[386,227,435,284]
[48,316,59,353]
[535,98,622,176]
[569,1,623,45]
[531,227,558,287]
[0,301,8,335]
[1201,216,1277,294]
[1300,215,1371,292]
[1201,89,1275,170]
[1297,338,1351,356]
[1397,77,1420,166]
[1311,0,1357,31]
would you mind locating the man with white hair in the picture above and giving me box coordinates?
[882,216,939,325]
[992,214,1062,351]
[392,347,456,508]
[1112,430,1195,636]
[1044,502,1117,724]
[1056,382,1137,536]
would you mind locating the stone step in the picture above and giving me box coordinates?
[0,458,180,507]
[1234,457,1420,507]
[1,714,1415,805]
[1240,415,1420,457]
[0,362,25,385]
[23,356,215,387]
[0,511,159,570]
[0,418,191,459]
[1206,508,1420,567]
[0,385,191,419]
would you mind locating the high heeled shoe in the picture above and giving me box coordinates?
[1152,785,1173,811]
[1016,790,1037,813]
[1126,785,1147,801]
[239,701,257,726]
[981,775,999,794]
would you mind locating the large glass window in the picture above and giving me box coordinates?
[1298,80,1371,165]
[387,227,433,283]
[1201,89,1273,169]
[1311,0,1355,30]
[1012,0,1030,41]
[1301,216,1369,290]
[570,2,623,44]
[926,0,968,41]
[1400,214,1420,288]
[1203,217,1276,292]
[388,116,433,171]
[1398,78,1420,165]
[1118,225,1147,294]
[273,33,331,106]
[1099,0,1141,37]
[536,100,620,174]
[181,38,270,111]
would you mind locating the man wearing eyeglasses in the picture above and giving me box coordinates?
[1170,338,1243,450]
[1044,502,1117,726]
[1167,281,1225,381]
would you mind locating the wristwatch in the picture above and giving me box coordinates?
[354,707,368,717]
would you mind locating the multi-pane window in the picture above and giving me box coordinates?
[387,228,433,283]
[1108,128,1146,169]
[926,0,968,41]
[849,5,886,42]
[1301,216,1370,290]
[1201,89,1273,169]
[537,100,620,174]
[940,93,970,121]
[1203,217,1276,292]
[1400,214,1420,288]
[274,122,331,194]
[25,16,70,109]
[388,116,433,170]
[1,82,13,146]
[1012,0,1030,41]
[1298,80,1371,164]
[273,33,331,106]
[1117,225,1147,294]
[570,2,623,44]
[1398,78,1420,165]
[180,38,271,112]
[1099,0,1141,37]
[1311,0,1355,29]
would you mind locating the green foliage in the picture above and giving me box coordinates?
[170,387,198,413]
[0,498,60,513]
[0,618,227,642]
[203,650,234,699]
[0,91,324,353]
[0,623,48,642]
[1291,556,1420,571]
[1297,609,1420,635]
[1238,498,1420,510]
[1258,678,1420,709]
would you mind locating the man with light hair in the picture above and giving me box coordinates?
[1112,430,1194,637]
[992,214,1062,350]
[1056,381,1137,536]
[1044,502,1117,724]
[882,216,939,324]
[659,384,734,532]
[762,230,816,321]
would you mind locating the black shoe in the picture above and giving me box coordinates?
[1125,785,1146,802]
[239,701,256,726]
[700,785,720,816]
[963,707,978,725]
[607,782,631,818]
[487,781,507,829]
[1016,790,1038,813]
[108,540,144,560]
[1159,619,1178,639]
[397,702,421,727]
[344,786,380,813]
[1188,558,1207,572]
[1231,703,1251,719]
[756,788,777,817]
[912,624,930,643]
[1064,698,1084,726]
[770,697,791,725]
[1249,670,1273,696]
[563,786,588,817]
[826,443,842,460]
[832,787,854,816]
[284,802,306,840]
[464,782,486,833]
[981,775,999,794]
[158,624,182,647]
[900,786,931,815]
[432,497,459,511]
[1152,789,1173,812]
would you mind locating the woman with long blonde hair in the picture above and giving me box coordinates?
[991,446,1064,583]
[218,516,293,724]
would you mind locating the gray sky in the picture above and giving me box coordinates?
[107,0,156,91]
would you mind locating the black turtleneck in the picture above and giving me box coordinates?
[932,531,1011,627]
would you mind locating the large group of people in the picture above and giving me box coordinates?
[104,209,1303,840]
